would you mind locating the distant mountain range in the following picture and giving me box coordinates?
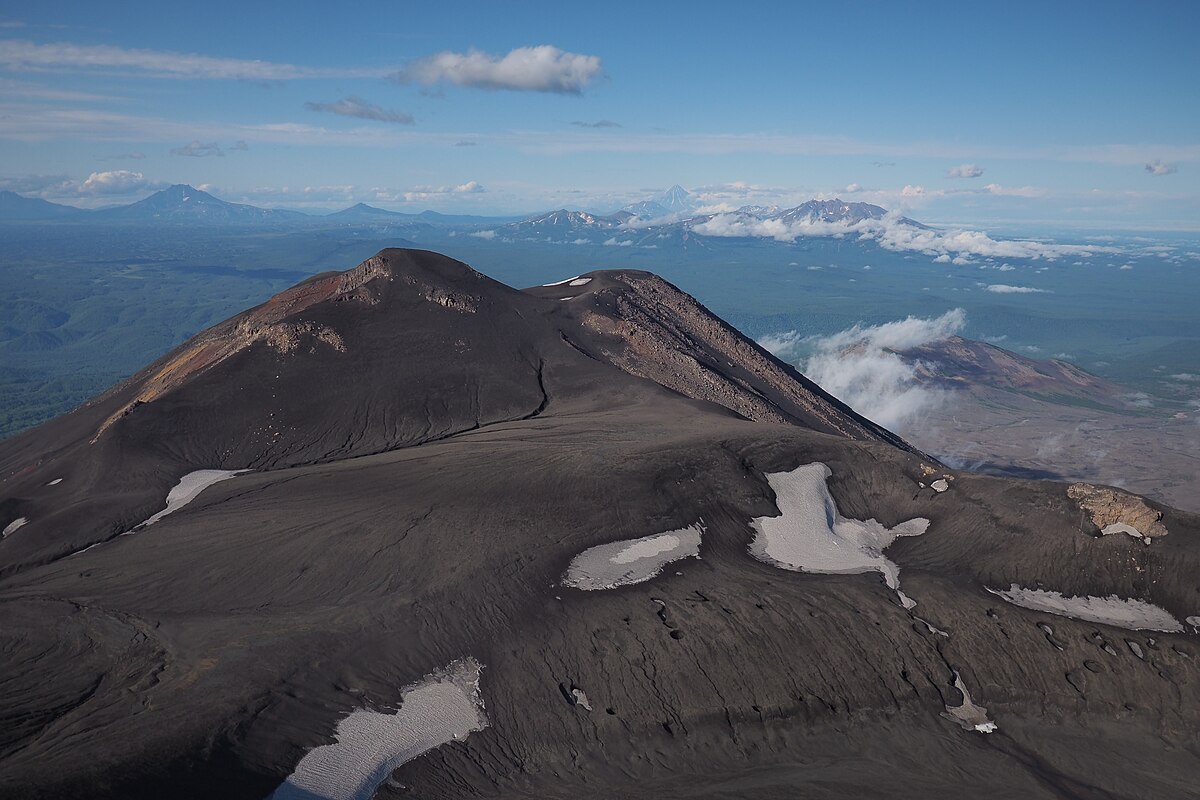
[496,191,924,243]
[91,184,311,224]
[0,184,924,237]
[0,185,525,226]
[0,191,88,220]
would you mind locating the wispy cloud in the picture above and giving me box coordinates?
[79,169,145,195]
[947,163,984,178]
[0,76,120,101]
[304,96,414,124]
[572,119,620,128]
[1145,159,1177,176]
[0,173,72,195]
[171,140,223,157]
[0,39,378,80]
[453,140,477,147]
[3,102,1197,173]
[390,45,602,94]
[761,309,967,432]
[107,151,145,160]
[983,182,1045,197]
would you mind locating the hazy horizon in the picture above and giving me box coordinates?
[1,1,1197,229]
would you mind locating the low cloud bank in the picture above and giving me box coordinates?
[760,309,966,432]
[985,284,1048,294]
[693,211,1107,262]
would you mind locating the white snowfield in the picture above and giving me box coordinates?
[988,585,1184,632]
[1101,522,1153,544]
[541,275,582,286]
[2,517,28,538]
[137,469,244,528]
[567,277,592,286]
[749,463,929,593]
[564,525,703,590]
[271,658,487,800]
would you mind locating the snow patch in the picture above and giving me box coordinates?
[749,463,929,598]
[987,585,1183,632]
[542,275,581,286]
[137,469,245,529]
[271,658,487,800]
[564,524,703,590]
[2,517,28,537]
[1101,522,1151,544]
[930,479,949,493]
[47,478,63,486]
[568,277,592,286]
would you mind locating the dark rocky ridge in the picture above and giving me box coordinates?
[1,248,1198,799]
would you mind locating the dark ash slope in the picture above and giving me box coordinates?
[1,248,1198,800]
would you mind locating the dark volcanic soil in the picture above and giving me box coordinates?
[2,249,1198,800]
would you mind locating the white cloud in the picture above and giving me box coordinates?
[844,182,862,193]
[572,120,620,128]
[901,184,925,196]
[391,45,602,94]
[79,169,145,195]
[402,181,484,201]
[469,229,496,239]
[304,97,413,124]
[693,209,1111,262]
[0,39,375,80]
[760,309,966,432]
[985,284,1048,294]
[692,214,816,242]
[983,182,1046,197]
[603,237,633,247]
[947,163,984,178]
[1124,392,1155,408]
[1145,160,1177,176]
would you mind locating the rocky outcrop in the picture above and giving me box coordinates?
[1068,482,1168,539]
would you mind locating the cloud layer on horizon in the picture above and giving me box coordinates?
[692,211,1110,261]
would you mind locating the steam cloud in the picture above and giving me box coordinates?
[760,309,966,432]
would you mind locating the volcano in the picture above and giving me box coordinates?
[2,249,1198,800]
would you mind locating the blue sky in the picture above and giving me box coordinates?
[1,0,1197,228]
